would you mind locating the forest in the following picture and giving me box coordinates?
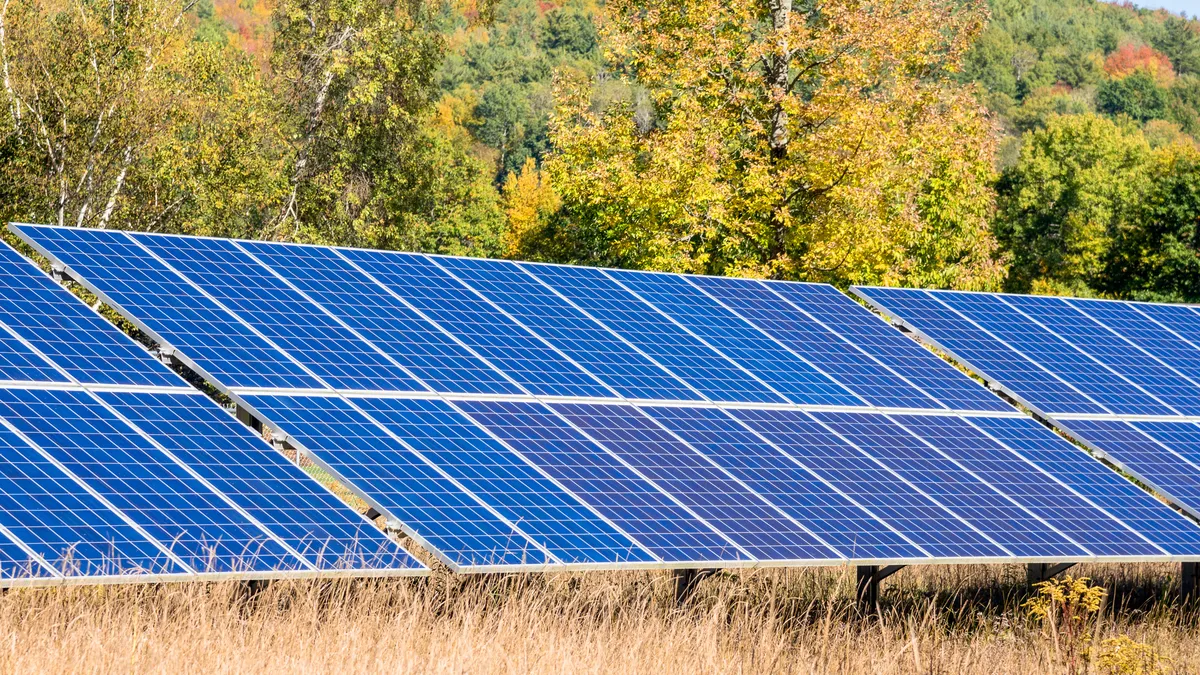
[1,0,1198,300]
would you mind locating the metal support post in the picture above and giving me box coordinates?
[1183,562,1198,602]
[672,568,716,605]
[856,565,904,613]
[1026,562,1077,586]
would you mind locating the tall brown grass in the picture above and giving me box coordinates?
[0,563,1195,674]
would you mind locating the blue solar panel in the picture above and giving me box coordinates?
[13,225,320,389]
[552,403,841,561]
[1058,419,1200,509]
[643,406,925,560]
[340,249,611,398]
[968,416,1200,556]
[129,234,422,392]
[0,388,299,573]
[1133,304,1200,360]
[0,420,180,576]
[932,292,1171,416]
[0,242,178,387]
[691,276,939,410]
[454,400,748,564]
[350,396,656,565]
[1001,294,1200,416]
[1066,299,1200,389]
[853,287,1107,414]
[0,538,51,580]
[436,257,696,401]
[101,391,420,571]
[769,282,1012,412]
[608,271,862,406]
[812,411,1086,558]
[239,394,549,568]
[526,264,787,404]
[891,415,1162,557]
[730,408,1007,558]
[237,242,521,396]
[1133,422,1200,476]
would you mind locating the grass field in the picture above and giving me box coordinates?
[0,562,1195,674]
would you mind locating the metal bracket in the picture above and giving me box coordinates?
[856,565,905,611]
[1027,562,1077,585]
[50,264,69,283]
[154,347,176,367]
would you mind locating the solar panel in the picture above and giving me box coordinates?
[238,393,551,570]
[767,282,1011,412]
[237,242,521,396]
[1064,299,1200,388]
[436,257,697,401]
[607,271,862,406]
[132,234,424,393]
[526,264,788,404]
[22,222,1200,573]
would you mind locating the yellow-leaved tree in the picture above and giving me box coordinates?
[521,0,1005,288]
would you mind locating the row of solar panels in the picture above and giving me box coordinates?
[854,287,1200,528]
[13,223,1200,577]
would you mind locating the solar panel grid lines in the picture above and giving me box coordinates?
[1129,303,1200,373]
[349,396,662,567]
[890,414,1168,558]
[850,286,1110,416]
[434,257,701,403]
[730,408,1010,559]
[606,270,864,408]
[994,294,1194,416]
[692,276,947,412]
[103,391,421,573]
[453,399,752,566]
[11,224,324,391]
[131,233,424,393]
[236,392,553,572]
[812,411,1091,559]
[342,249,612,399]
[240,242,523,396]
[963,415,1200,557]
[1066,299,1200,392]
[520,263,786,405]
[550,402,840,562]
[641,405,931,562]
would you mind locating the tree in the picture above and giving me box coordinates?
[536,0,1002,289]
[1098,71,1170,122]
[994,113,1151,294]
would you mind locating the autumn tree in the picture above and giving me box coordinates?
[530,0,1004,289]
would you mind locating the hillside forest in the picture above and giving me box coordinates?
[1,0,1199,300]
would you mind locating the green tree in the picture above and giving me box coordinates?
[995,113,1151,293]
[1098,71,1170,122]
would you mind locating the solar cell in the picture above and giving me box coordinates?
[0,242,178,387]
[1065,299,1200,389]
[526,264,787,404]
[852,286,1108,414]
[350,396,657,565]
[103,391,420,571]
[0,419,181,576]
[730,408,1008,558]
[968,416,1200,556]
[553,403,843,561]
[435,257,697,401]
[341,249,612,398]
[1058,419,1200,510]
[768,282,1011,412]
[239,242,522,396]
[239,394,550,569]
[607,271,861,406]
[455,400,748,564]
[129,234,423,392]
[0,388,300,573]
[643,406,926,560]
[12,224,321,390]
[1000,294,1200,416]
[691,276,941,410]
[813,412,1087,558]
[891,415,1162,557]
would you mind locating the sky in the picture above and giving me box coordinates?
[1120,0,1200,16]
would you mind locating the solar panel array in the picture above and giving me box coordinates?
[17,223,1200,573]
[852,285,1200,533]
[0,237,424,585]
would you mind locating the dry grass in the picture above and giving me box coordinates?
[0,563,1196,674]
